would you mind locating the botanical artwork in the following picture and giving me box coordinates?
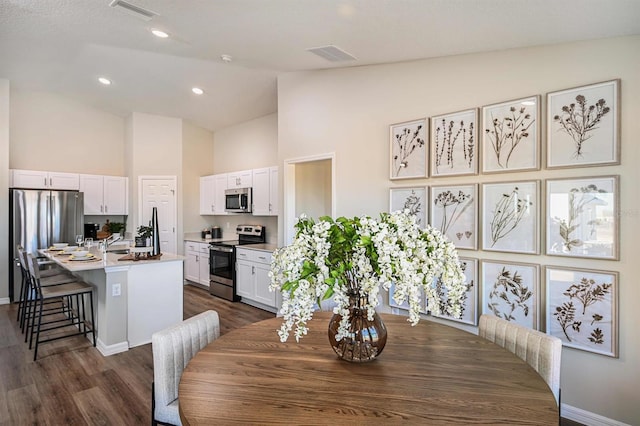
[389,284,426,314]
[482,181,538,254]
[482,261,538,329]
[430,109,478,177]
[430,184,477,250]
[433,257,478,325]
[546,176,618,260]
[546,267,617,357]
[547,80,619,168]
[390,187,427,227]
[390,119,427,179]
[482,96,539,173]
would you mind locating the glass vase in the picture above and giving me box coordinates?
[328,290,387,362]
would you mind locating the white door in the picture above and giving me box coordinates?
[140,177,177,254]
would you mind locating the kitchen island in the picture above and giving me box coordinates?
[40,249,185,356]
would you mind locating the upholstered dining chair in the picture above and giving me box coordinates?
[151,310,220,426]
[478,314,562,405]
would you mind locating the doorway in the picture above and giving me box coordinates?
[139,176,177,254]
[283,153,335,245]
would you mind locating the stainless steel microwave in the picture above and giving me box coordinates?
[225,187,252,213]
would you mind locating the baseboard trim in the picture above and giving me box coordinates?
[562,403,631,426]
[0,298,10,305]
[96,339,129,356]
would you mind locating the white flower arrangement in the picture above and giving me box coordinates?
[269,210,467,342]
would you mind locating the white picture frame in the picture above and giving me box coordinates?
[432,257,478,325]
[390,186,427,228]
[429,109,478,177]
[429,184,478,250]
[390,118,427,179]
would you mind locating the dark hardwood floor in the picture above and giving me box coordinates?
[1,284,582,425]
[0,284,273,425]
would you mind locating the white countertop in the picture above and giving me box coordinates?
[40,249,185,272]
[236,243,278,253]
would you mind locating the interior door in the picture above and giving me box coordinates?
[141,177,177,254]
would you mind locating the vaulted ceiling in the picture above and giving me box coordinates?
[1,0,639,131]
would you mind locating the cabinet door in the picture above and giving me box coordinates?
[254,263,276,307]
[103,176,128,215]
[228,170,253,189]
[213,174,228,215]
[185,250,200,283]
[200,175,216,215]
[198,244,210,287]
[251,168,270,216]
[235,259,254,299]
[11,169,49,189]
[269,166,278,216]
[79,174,105,214]
[48,172,80,190]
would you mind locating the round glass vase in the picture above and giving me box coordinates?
[328,290,388,362]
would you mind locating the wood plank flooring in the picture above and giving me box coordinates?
[0,284,583,425]
[0,284,273,425]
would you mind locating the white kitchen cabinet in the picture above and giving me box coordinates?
[79,174,128,215]
[252,166,278,216]
[184,241,210,287]
[227,170,253,189]
[11,169,80,190]
[199,174,228,215]
[235,247,276,312]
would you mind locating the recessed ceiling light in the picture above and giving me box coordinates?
[98,77,112,85]
[151,29,169,38]
[221,54,232,63]
[192,87,204,95]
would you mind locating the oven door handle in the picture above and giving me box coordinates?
[210,246,233,253]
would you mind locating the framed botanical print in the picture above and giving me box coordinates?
[481,181,539,254]
[429,184,478,250]
[429,109,478,177]
[432,257,478,325]
[546,176,618,260]
[389,284,427,314]
[547,79,620,168]
[482,95,540,173]
[390,186,427,228]
[390,119,427,179]
[545,266,618,357]
[481,260,539,330]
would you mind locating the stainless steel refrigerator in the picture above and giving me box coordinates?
[8,189,84,302]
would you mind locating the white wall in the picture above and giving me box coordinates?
[182,120,215,233]
[9,90,125,175]
[277,36,640,424]
[0,79,10,301]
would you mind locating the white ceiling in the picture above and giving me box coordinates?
[1,0,639,132]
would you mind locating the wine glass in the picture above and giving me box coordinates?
[76,234,84,248]
[84,238,93,250]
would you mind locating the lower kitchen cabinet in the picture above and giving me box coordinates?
[235,247,276,312]
[184,241,210,287]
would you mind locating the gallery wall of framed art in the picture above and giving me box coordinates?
[387,79,622,358]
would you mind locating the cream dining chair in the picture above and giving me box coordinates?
[151,310,220,426]
[478,314,562,405]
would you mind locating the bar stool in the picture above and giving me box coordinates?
[16,247,76,334]
[25,253,96,361]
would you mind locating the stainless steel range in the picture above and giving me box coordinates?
[209,225,266,301]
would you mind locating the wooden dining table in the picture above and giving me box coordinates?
[178,312,559,425]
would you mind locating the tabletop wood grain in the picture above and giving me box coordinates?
[178,313,559,425]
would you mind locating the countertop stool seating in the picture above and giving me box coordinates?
[152,310,220,426]
[25,253,96,361]
[478,314,563,407]
[16,247,75,334]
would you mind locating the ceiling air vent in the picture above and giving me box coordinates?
[306,45,357,62]
[109,0,158,21]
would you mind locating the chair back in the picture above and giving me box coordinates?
[478,314,562,404]
[152,310,220,424]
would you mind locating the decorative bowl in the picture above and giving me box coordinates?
[73,250,90,258]
[63,245,79,253]
[53,243,68,248]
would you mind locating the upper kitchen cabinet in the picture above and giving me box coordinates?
[79,174,128,215]
[227,170,253,189]
[199,173,228,215]
[252,166,278,216]
[10,169,80,190]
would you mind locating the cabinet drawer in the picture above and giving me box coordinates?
[185,242,198,252]
[235,248,272,264]
[199,244,210,257]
